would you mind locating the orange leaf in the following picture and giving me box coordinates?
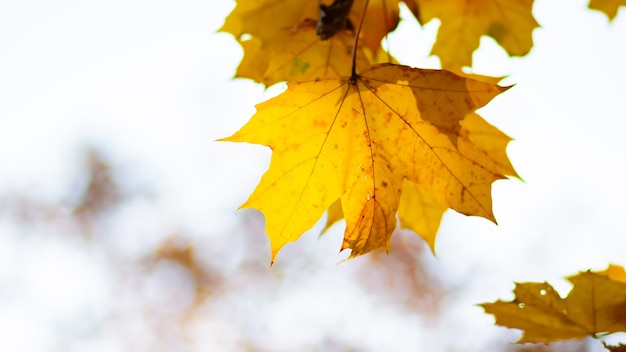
[482,265,626,343]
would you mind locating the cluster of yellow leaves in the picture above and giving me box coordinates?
[220,0,526,262]
[482,264,626,350]
[222,0,542,75]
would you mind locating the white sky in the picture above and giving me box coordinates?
[1,0,625,351]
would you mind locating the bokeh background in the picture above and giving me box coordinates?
[1,0,625,351]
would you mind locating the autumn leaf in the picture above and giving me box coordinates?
[222,0,399,51]
[220,0,322,84]
[221,63,510,262]
[481,265,626,343]
[219,0,319,44]
[589,0,626,21]
[234,20,373,86]
[404,0,539,68]
[221,0,402,85]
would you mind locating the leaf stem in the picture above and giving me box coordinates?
[350,0,369,80]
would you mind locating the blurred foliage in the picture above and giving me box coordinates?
[0,147,598,351]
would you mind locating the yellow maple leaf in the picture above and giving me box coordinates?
[589,0,626,21]
[222,0,402,85]
[404,0,539,68]
[221,63,510,263]
[235,20,373,86]
[222,0,400,50]
[219,0,319,44]
[481,265,626,343]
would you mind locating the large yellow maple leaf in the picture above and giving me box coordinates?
[589,0,626,21]
[482,265,626,343]
[404,0,539,68]
[221,63,510,262]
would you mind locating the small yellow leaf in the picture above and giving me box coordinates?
[482,265,626,343]
[236,21,373,85]
[405,0,539,68]
[589,0,626,21]
[221,0,400,86]
[219,0,319,44]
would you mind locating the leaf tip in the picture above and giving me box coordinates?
[216,133,239,143]
[426,242,437,256]
[501,83,514,93]
[269,247,280,267]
